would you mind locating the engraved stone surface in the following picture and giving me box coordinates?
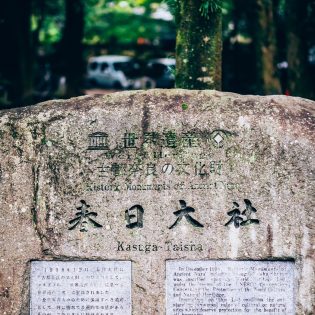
[166,260,295,315]
[30,261,131,315]
[0,90,314,314]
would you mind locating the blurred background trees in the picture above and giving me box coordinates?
[0,0,314,108]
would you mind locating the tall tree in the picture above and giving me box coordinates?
[170,0,222,89]
[61,0,85,97]
[286,0,314,99]
[248,0,281,94]
[0,0,34,106]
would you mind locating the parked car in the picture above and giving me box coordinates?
[146,58,175,88]
[87,55,136,89]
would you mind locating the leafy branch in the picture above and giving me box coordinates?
[165,0,223,21]
[200,0,223,18]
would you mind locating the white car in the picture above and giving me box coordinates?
[87,55,134,89]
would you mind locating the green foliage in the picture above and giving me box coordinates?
[84,4,174,45]
[200,0,223,18]
[31,0,65,44]
[31,0,173,46]
[84,0,174,45]
[165,0,223,21]
[164,0,180,17]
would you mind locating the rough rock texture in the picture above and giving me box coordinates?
[0,89,314,314]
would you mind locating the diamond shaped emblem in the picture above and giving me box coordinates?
[213,133,224,144]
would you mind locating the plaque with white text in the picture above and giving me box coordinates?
[166,260,295,315]
[30,261,131,315]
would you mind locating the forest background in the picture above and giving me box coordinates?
[0,0,314,108]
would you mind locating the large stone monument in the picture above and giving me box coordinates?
[0,90,314,314]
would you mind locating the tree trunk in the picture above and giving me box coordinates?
[0,0,33,107]
[286,0,313,99]
[249,0,281,95]
[61,0,85,97]
[175,0,222,90]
